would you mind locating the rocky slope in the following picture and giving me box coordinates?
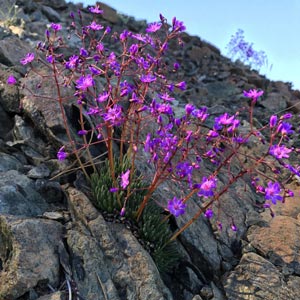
[0,0,300,299]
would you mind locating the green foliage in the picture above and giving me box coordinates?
[90,155,181,273]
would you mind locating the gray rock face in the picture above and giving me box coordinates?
[0,215,63,300]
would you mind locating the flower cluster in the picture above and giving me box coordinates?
[17,5,298,242]
[226,29,271,71]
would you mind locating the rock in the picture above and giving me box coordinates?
[224,252,300,299]
[247,216,300,275]
[0,36,32,67]
[0,152,24,172]
[27,163,50,179]
[0,214,63,300]
[66,187,173,300]
[36,292,64,300]
[0,170,51,216]
[97,2,121,24]
[41,5,61,22]
[261,92,288,111]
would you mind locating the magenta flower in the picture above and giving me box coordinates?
[87,21,103,31]
[120,169,130,189]
[50,23,62,31]
[269,115,277,128]
[97,91,109,102]
[198,177,217,198]
[243,89,264,102]
[167,197,186,217]
[175,81,186,90]
[65,55,79,69]
[102,105,124,126]
[20,53,35,65]
[265,181,283,204]
[146,22,162,33]
[76,74,94,91]
[140,74,156,83]
[269,144,292,159]
[57,147,67,161]
[7,75,17,85]
[89,5,103,14]
[204,209,214,219]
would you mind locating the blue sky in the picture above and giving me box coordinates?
[74,0,300,90]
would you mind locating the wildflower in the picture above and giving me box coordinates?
[97,91,109,102]
[231,223,237,232]
[265,181,283,204]
[277,122,294,136]
[50,23,62,31]
[20,53,35,65]
[87,21,103,31]
[77,130,88,135]
[76,74,94,91]
[102,105,124,126]
[109,187,119,193]
[46,55,55,63]
[175,81,186,90]
[80,48,89,57]
[120,169,130,189]
[159,92,175,102]
[269,144,292,159]
[7,75,17,85]
[269,115,277,128]
[65,55,79,69]
[57,147,67,161]
[198,177,217,198]
[140,74,156,83]
[204,209,214,219]
[167,197,186,217]
[120,207,126,217]
[185,103,195,115]
[89,5,103,14]
[243,89,264,102]
[146,22,162,33]
[172,17,186,32]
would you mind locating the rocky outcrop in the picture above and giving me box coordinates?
[0,0,299,299]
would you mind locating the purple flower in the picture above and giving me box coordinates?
[175,81,186,90]
[269,115,277,128]
[20,53,35,65]
[120,169,130,189]
[97,91,109,102]
[269,144,292,159]
[80,48,89,57]
[146,22,162,33]
[76,74,94,91]
[243,89,264,102]
[50,23,62,31]
[87,21,103,31]
[7,75,17,85]
[57,147,67,161]
[185,103,195,115]
[120,207,126,216]
[277,122,294,136]
[204,209,214,219]
[265,181,283,204]
[65,55,79,69]
[140,74,156,83]
[198,177,217,198]
[159,92,175,102]
[102,105,124,126]
[89,5,103,14]
[167,197,186,217]
[172,17,186,32]
[77,130,88,135]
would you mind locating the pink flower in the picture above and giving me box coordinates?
[146,22,162,33]
[269,144,292,159]
[167,197,186,217]
[120,169,130,189]
[243,89,264,102]
[20,53,35,65]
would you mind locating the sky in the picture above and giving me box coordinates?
[73,0,300,90]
